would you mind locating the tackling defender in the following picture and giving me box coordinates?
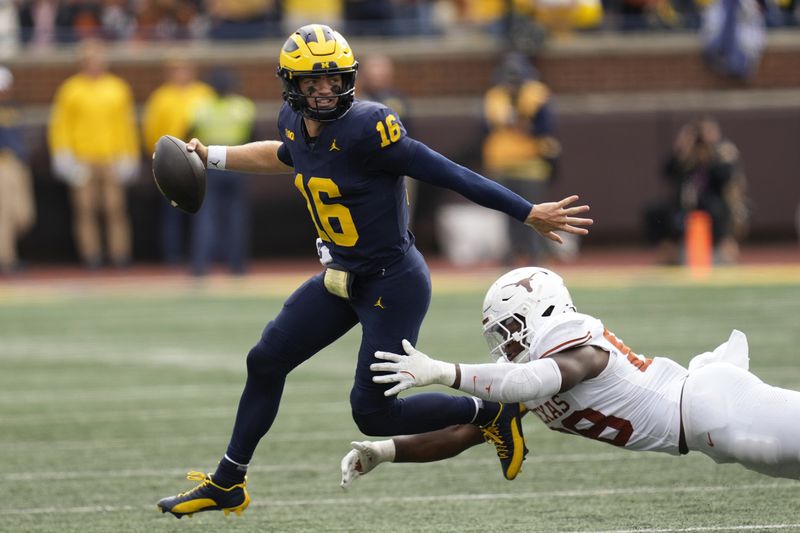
[341,267,800,487]
[156,24,592,518]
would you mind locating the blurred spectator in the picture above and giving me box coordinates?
[54,1,104,42]
[644,117,747,264]
[0,0,20,58]
[701,0,765,80]
[344,0,396,35]
[481,52,563,265]
[457,0,513,31]
[17,0,58,48]
[19,0,136,43]
[393,0,441,35]
[48,39,140,269]
[358,54,410,128]
[188,68,256,276]
[775,0,798,25]
[283,0,340,35]
[534,0,604,37]
[100,0,137,40]
[0,66,35,274]
[207,0,280,40]
[135,0,204,41]
[615,0,654,30]
[457,0,545,51]
[142,56,214,265]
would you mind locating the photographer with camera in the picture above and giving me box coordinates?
[644,117,747,265]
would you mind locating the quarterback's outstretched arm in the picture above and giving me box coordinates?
[374,137,592,242]
[371,340,607,402]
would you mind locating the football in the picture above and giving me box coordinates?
[152,135,207,214]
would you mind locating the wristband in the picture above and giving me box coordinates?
[207,145,227,170]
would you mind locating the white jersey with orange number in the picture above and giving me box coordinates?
[523,312,689,455]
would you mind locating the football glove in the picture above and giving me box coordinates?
[372,340,456,396]
[340,441,392,490]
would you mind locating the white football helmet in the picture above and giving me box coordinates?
[482,267,576,364]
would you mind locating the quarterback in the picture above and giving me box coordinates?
[156,25,592,518]
[340,267,800,487]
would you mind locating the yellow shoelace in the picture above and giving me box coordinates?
[481,426,509,459]
[176,471,211,496]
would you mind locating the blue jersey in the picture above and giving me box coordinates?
[277,99,532,275]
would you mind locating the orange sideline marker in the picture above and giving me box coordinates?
[685,210,712,277]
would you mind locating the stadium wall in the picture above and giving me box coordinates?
[11,32,800,262]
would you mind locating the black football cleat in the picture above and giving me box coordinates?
[157,471,250,518]
[480,402,528,480]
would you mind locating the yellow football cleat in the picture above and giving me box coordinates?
[157,471,250,519]
[481,402,528,480]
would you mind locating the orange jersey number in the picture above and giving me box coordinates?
[603,328,653,372]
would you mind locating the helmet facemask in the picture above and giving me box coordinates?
[484,313,532,363]
[481,267,576,364]
[279,69,358,122]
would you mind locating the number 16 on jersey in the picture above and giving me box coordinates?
[294,174,360,247]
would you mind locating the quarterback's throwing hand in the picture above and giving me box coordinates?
[185,138,208,166]
[372,340,456,396]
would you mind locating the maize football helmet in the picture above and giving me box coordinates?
[482,267,576,364]
[277,24,358,122]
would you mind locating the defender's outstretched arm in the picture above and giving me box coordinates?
[341,425,484,489]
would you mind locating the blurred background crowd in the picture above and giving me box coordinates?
[0,0,798,276]
[0,0,796,52]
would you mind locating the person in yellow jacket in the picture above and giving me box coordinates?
[48,39,140,269]
[188,67,256,276]
[142,57,214,266]
[482,52,564,265]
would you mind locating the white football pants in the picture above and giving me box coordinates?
[683,361,800,479]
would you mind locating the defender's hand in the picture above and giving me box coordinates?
[525,195,592,244]
[372,340,456,396]
[340,441,385,490]
[186,138,208,167]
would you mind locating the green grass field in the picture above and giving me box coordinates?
[2,268,800,532]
